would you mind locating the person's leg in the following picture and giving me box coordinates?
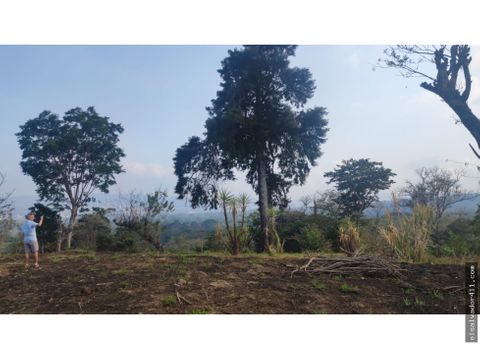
[32,241,39,267]
[24,243,30,267]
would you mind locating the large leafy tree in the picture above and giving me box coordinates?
[324,158,396,221]
[379,45,480,158]
[16,106,125,250]
[174,45,329,252]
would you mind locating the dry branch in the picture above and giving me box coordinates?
[174,283,192,305]
[289,255,406,278]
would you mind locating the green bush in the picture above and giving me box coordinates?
[297,224,329,252]
[74,212,114,251]
[113,228,140,252]
[433,217,480,256]
[274,211,339,253]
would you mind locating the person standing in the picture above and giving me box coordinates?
[21,212,43,268]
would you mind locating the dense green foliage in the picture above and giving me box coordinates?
[73,208,114,251]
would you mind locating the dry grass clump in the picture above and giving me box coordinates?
[338,219,361,256]
[378,195,434,262]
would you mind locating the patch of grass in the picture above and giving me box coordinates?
[99,270,110,277]
[250,257,265,265]
[414,297,425,306]
[49,254,67,263]
[162,295,177,306]
[172,264,189,276]
[403,297,412,306]
[333,275,343,281]
[112,267,130,275]
[313,309,328,314]
[339,283,358,293]
[404,288,415,295]
[188,308,210,314]
[312,279,326,291]
[432,289,444,300]
[120,280,130,290]
[86,264,99,271]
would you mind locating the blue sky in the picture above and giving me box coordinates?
[1,45,480,207]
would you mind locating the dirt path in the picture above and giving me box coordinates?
[0,252,468,314]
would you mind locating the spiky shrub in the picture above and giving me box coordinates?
[338,219,361,256]
[378,195,434,262]
[218,189,252,255]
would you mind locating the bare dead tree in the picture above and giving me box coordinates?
[0,172,14,247]
[299,195,312,214]
[114,190,174,251]
[0,172,14,216]
[379,45,480,158]
[402,167,477,225]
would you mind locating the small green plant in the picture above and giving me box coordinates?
[333,275,343,281]
[404,288,415,295]
[312,279,326,291]
[162,295,176,306]
[414,297,425,306]
[339,283,358,293]
[432,289,443,300]
[120,280,130,290]
[313,309,327,314]
[403,297,412,306]
[189,308,210,314]
[113,267,129,275]
[50,254,66,263]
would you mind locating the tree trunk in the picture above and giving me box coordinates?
[257,151,270,253]
[446,99,480,150]
[231,204,238,255]
[66,206,78,249]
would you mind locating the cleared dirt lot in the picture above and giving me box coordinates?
[0,252,468,314]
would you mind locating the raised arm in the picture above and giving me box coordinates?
[37,215,44,227]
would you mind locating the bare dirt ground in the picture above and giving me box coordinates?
[0,252,469,314]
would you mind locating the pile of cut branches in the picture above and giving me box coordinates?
[289,255,406,278]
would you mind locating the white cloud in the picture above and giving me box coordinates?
[124,162,170,178]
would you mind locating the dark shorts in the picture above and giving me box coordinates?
[24,241,39,254]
